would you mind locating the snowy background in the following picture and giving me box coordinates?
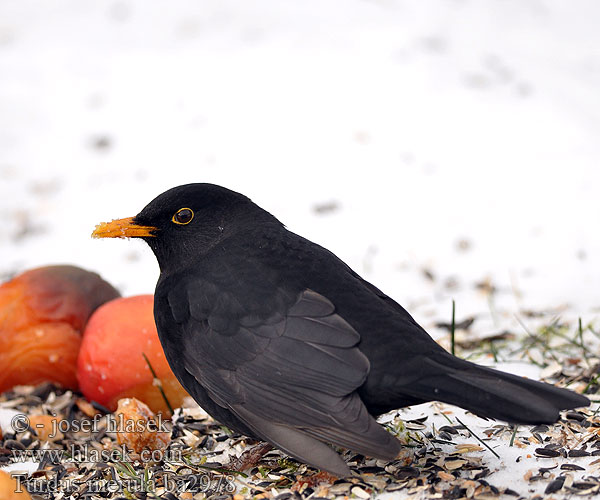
[1,2,600,497]
[1,0,599,335]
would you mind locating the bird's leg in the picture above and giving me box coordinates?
[228,442,274,472]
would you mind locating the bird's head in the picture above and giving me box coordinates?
[92,183,277,272]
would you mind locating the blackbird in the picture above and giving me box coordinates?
[93,183,589,476]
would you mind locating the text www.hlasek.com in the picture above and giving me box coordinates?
[11,447,236,494]
[11,444,182,463]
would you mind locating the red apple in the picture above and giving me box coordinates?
[77,295,188,415]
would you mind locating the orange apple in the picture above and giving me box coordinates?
[0,471,32,499]
[0,265,120,393]
[77,295,188,415]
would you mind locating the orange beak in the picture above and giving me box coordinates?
[92,217,157,239]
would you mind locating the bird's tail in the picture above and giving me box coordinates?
[402,353,589,424]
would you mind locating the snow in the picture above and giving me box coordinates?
[1,0,599,497]
[380,401,599,499]
[0,408,21,436]
[0,461,39,476]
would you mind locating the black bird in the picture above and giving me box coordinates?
[93,183,589,476]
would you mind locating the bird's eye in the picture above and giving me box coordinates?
[172,208,194,225]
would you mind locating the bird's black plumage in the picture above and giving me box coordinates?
[96,183,589,476]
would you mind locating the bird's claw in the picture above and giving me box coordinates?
[228,442,274,472]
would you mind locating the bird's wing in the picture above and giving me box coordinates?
[169,280,400,473]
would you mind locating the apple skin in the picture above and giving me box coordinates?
[77,295,189,415]
[0,470,32,499]
[115,398,171,455]
[0,265,120,394]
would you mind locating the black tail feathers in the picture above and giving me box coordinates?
[404,354,589,424]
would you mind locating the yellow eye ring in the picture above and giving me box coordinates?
[172,208,194,225]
